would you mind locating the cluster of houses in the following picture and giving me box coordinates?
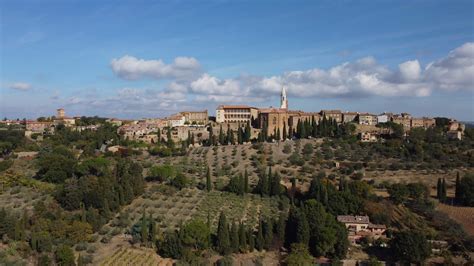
[1,88,466,144]
[116,110,209,144]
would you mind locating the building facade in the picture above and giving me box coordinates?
[216,105,258,123]
[358,113,378,125]
[180,110,208,125]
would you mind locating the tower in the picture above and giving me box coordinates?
[57,108,65,118]
[280,87,288,109]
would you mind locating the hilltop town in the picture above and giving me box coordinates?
[0,87,473,265]
[2,87,466,147]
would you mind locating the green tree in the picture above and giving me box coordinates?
[263,219,273,250]
[55,245,76,266]
[217,212,231,255]
[457,174,474,206]
[256,220,264,251]
[238,223,247,252]
[286,243,313,266]
[244,169,249,194]
[455,172,461,204]
[180,219,210,250]
[390,230,431,263]
[206,166,212,192]
[230,222,239,253]
[160,231,182,259]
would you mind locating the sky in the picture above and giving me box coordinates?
[0,0,473,120]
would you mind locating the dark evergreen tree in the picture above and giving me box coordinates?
[206,166,212,192]
[244,169,249,194]
[217,212,231,254]
[219,125,225,145]
[276,212,286,244]
[230,222,239,253]
[296,210,310,246]
[256,219,264,251]
[437,178,442,200]
[455,172,461,204]
[248,229,255,252]
[238,223,247,252]
[256,172,269,196]
[270,172,281,197]
[263,219,273,250]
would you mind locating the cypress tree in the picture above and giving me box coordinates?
[217,212,231,254]
[150,215,157,247]
[141,211,148,245]
[283,122,287,140]
[229,129,235,145]
[455,172,461,204]
[245,121,251,142]
[244,169,249,194]
[256,172,268,196]
[284,206,298,248]
[230,222,239,253]
[256,220,264,251]
[248,229,255,252]
[238,223,247,252]
[437,178,442,199]
[263,219,273,250]
[296,210,310,246]
[441,178,447,202]
[219,125,225,145]
[208,124,214,146]
[270,172,281,197]
[276,213,286,243]
[206,166,212,192]
[80,202,86,223]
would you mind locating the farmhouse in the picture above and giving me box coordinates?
[337,215,386,244]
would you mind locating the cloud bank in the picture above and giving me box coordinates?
[109,43,473,107]
[110,55,201,80]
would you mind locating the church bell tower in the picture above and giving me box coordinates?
[280,87,288,109]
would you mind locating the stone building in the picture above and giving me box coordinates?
[358,113,378,125]
[320,110,343,123]
[180,110,208,125]
[337,215,386,244]
[343,112,359,123]
[391,114,411,130]
[216,105,259,123]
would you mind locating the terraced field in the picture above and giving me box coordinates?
[100,247,172,266]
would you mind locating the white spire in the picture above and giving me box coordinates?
[280,86,288,109]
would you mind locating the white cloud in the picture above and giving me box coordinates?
[172,43,473,101]
[424,42,474,91]
[94,42,474,115]
[190,74,242,95]
[8,82,32,91]
[110,55,201,80]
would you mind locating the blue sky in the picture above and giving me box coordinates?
[1,0,473,120]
